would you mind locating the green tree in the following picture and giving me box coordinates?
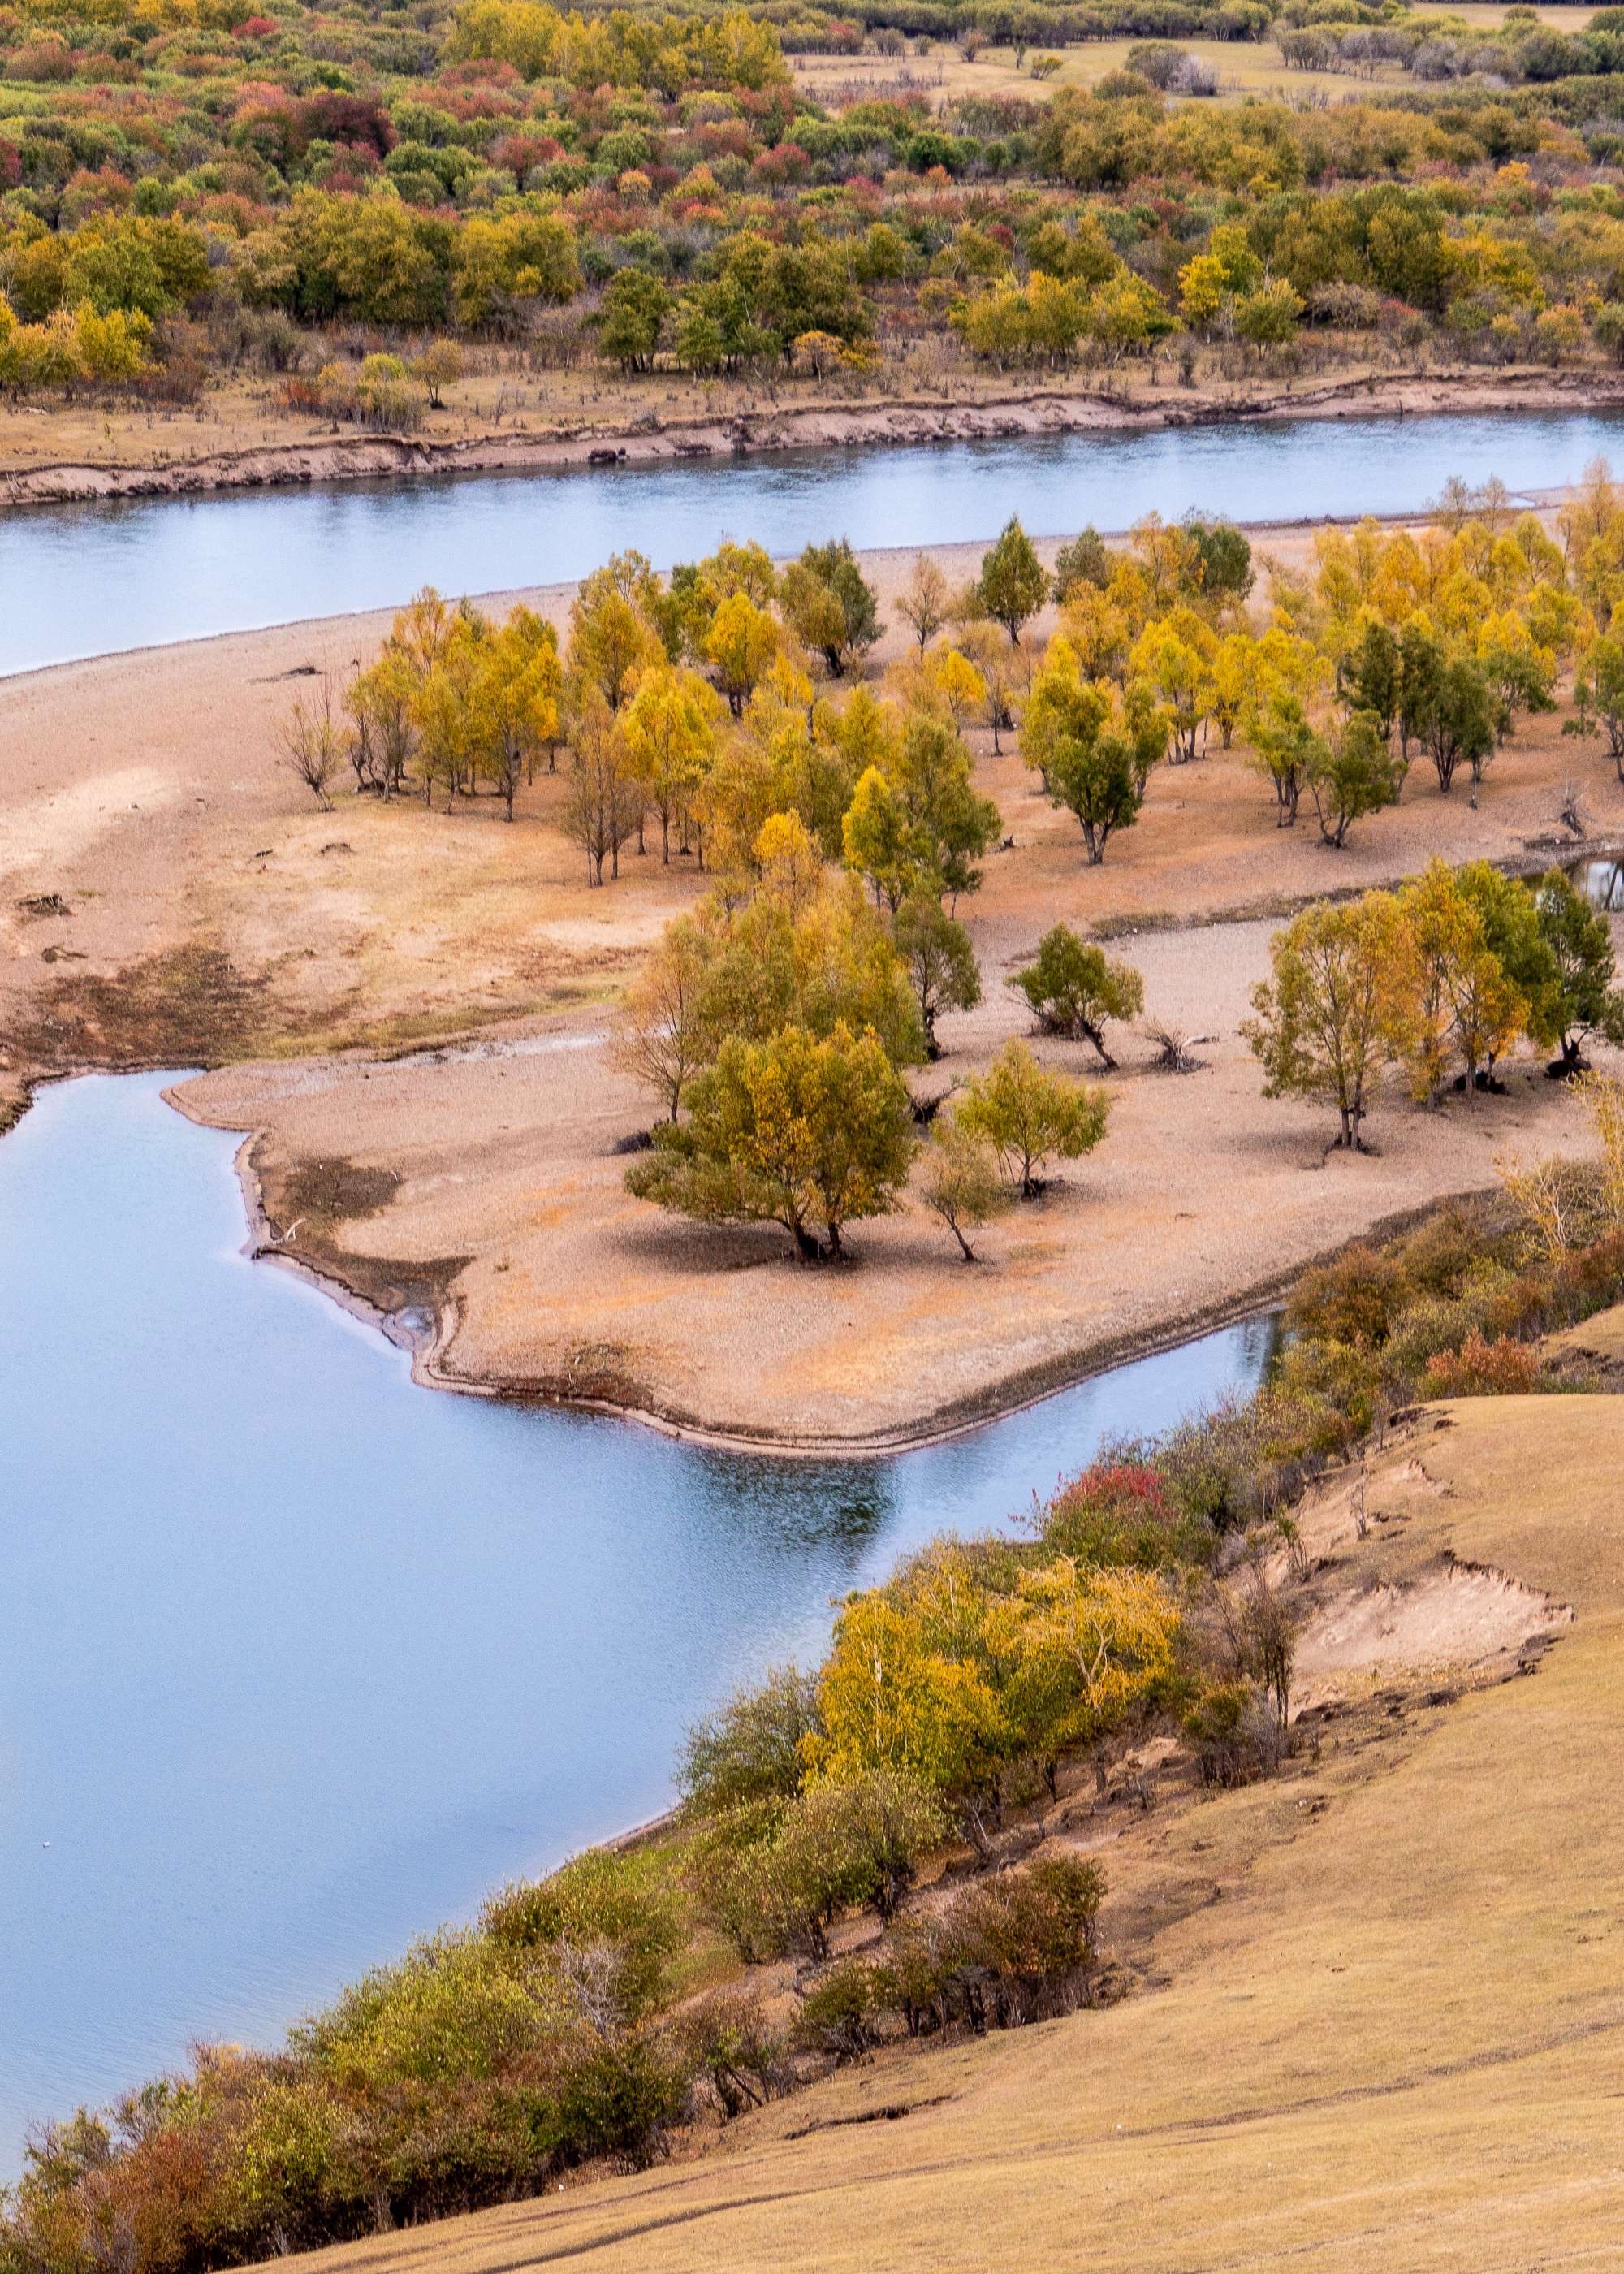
[957,1040,1110,1197]
[678,1667,821,1814]
[1534,868,1624,1070]
[626,1020,916,1260]
[1011,926,1143,1069]
[1021,641,1164,863]
[1566,632,1624,780]
[780,540,880,677]
[1243,892,1411,1149]
[975,517,1048,644]
[918,1118,1009,1261]
[1337,617,1402,741]
[599,267,669,371]
[894,892,982,1054]
[1306,711,1402,848]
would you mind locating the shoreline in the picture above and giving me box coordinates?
[3,365,1622,511]
[159,1066,1492,1462]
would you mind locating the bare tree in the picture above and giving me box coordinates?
[279,680,342,810]
[564,695,642,885]
[896,554,949,655]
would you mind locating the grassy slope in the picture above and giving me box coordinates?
[268,1394,1624,2272]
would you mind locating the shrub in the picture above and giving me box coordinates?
[1180,1680,1281,1787]
[879,1853,1104,2034]
[793,1960,882,2064]
[481,1847,688,2021]
[677,1665,820,1815]
[1030,1460,1203,1570]
[680,1990,790,2117]
[1419,1328,1540,1399]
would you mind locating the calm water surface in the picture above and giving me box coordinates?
[12,407,1624,674]
[0,1072,1274,2165]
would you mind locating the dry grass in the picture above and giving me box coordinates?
[262,1388,1624,2273]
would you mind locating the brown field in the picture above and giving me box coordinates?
[261,1383,1624,2272]
[4,513,1622,1446]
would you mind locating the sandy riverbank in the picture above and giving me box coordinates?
[1,365,1618,508]
[2,504,1618,1448]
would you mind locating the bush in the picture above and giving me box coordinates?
[793,1960,882,2064]
[1031,1459,1205,1570]
[481,1846,688,2021]
[878,1853,1104,2034]
[1180,1680,1281,1788]
[677,1665,821,1815]
[1419,1329,1540,1399]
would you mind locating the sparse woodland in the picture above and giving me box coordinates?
[283,468,1624,1262]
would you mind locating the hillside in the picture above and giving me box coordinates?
[267,1390,1624,2272]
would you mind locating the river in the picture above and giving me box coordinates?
[6,406,1622,674]
[0,1070,1275,2168]
[0,404,1598,2168]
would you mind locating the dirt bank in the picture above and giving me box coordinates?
[2,365,1618,508]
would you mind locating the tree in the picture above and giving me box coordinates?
[598,268,668,371]
[897,555,950,654]
[705,592,779,717]
[566,691,641,884]
[1458,859,1563,1069]
[1399,860,1527,1103]
[678,1666,821,1814]
[922,646,986,733]
[842,765,913,910]
[918,1118,1009,1261]
[610,914,715,1121]
[467,607,562,819]
[1129,609,1216,764]
[1337,616,1402,742]
[1007,1563,1179,1798]
[894,892,981,1055]
[1052,526,1111,603]
[1242,893,1411,1149]
[1246,686,1320,828]
[618,664,722,861]
[1022,640,1164,863]
[801,1562,1010,1801]
[975,517,1047,645]
[279,681,343,809]
[892,712,1001,901]
[957,1040,1110,1197]
[1534,867,1624,1070]
[1566,632,1624,779]
[1307,711,1402,848]
[1423,655,1497,794]
[412,337,464,406]
[626,1020,916,1260]
[1011,927,1143,1068]
[1185,518,1254,601]
[780,540,880,677]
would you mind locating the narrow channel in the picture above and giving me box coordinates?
[9,407,1623,674]
[0,1071,1274,2167]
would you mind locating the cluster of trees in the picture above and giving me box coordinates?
[18,0,1624,404]
[1017,478,1624,867]
[1246,862,1624,1148]
[282,588,563,819]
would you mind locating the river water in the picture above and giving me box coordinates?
[0,1071,1274,2165]
[9,406,1624,674]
